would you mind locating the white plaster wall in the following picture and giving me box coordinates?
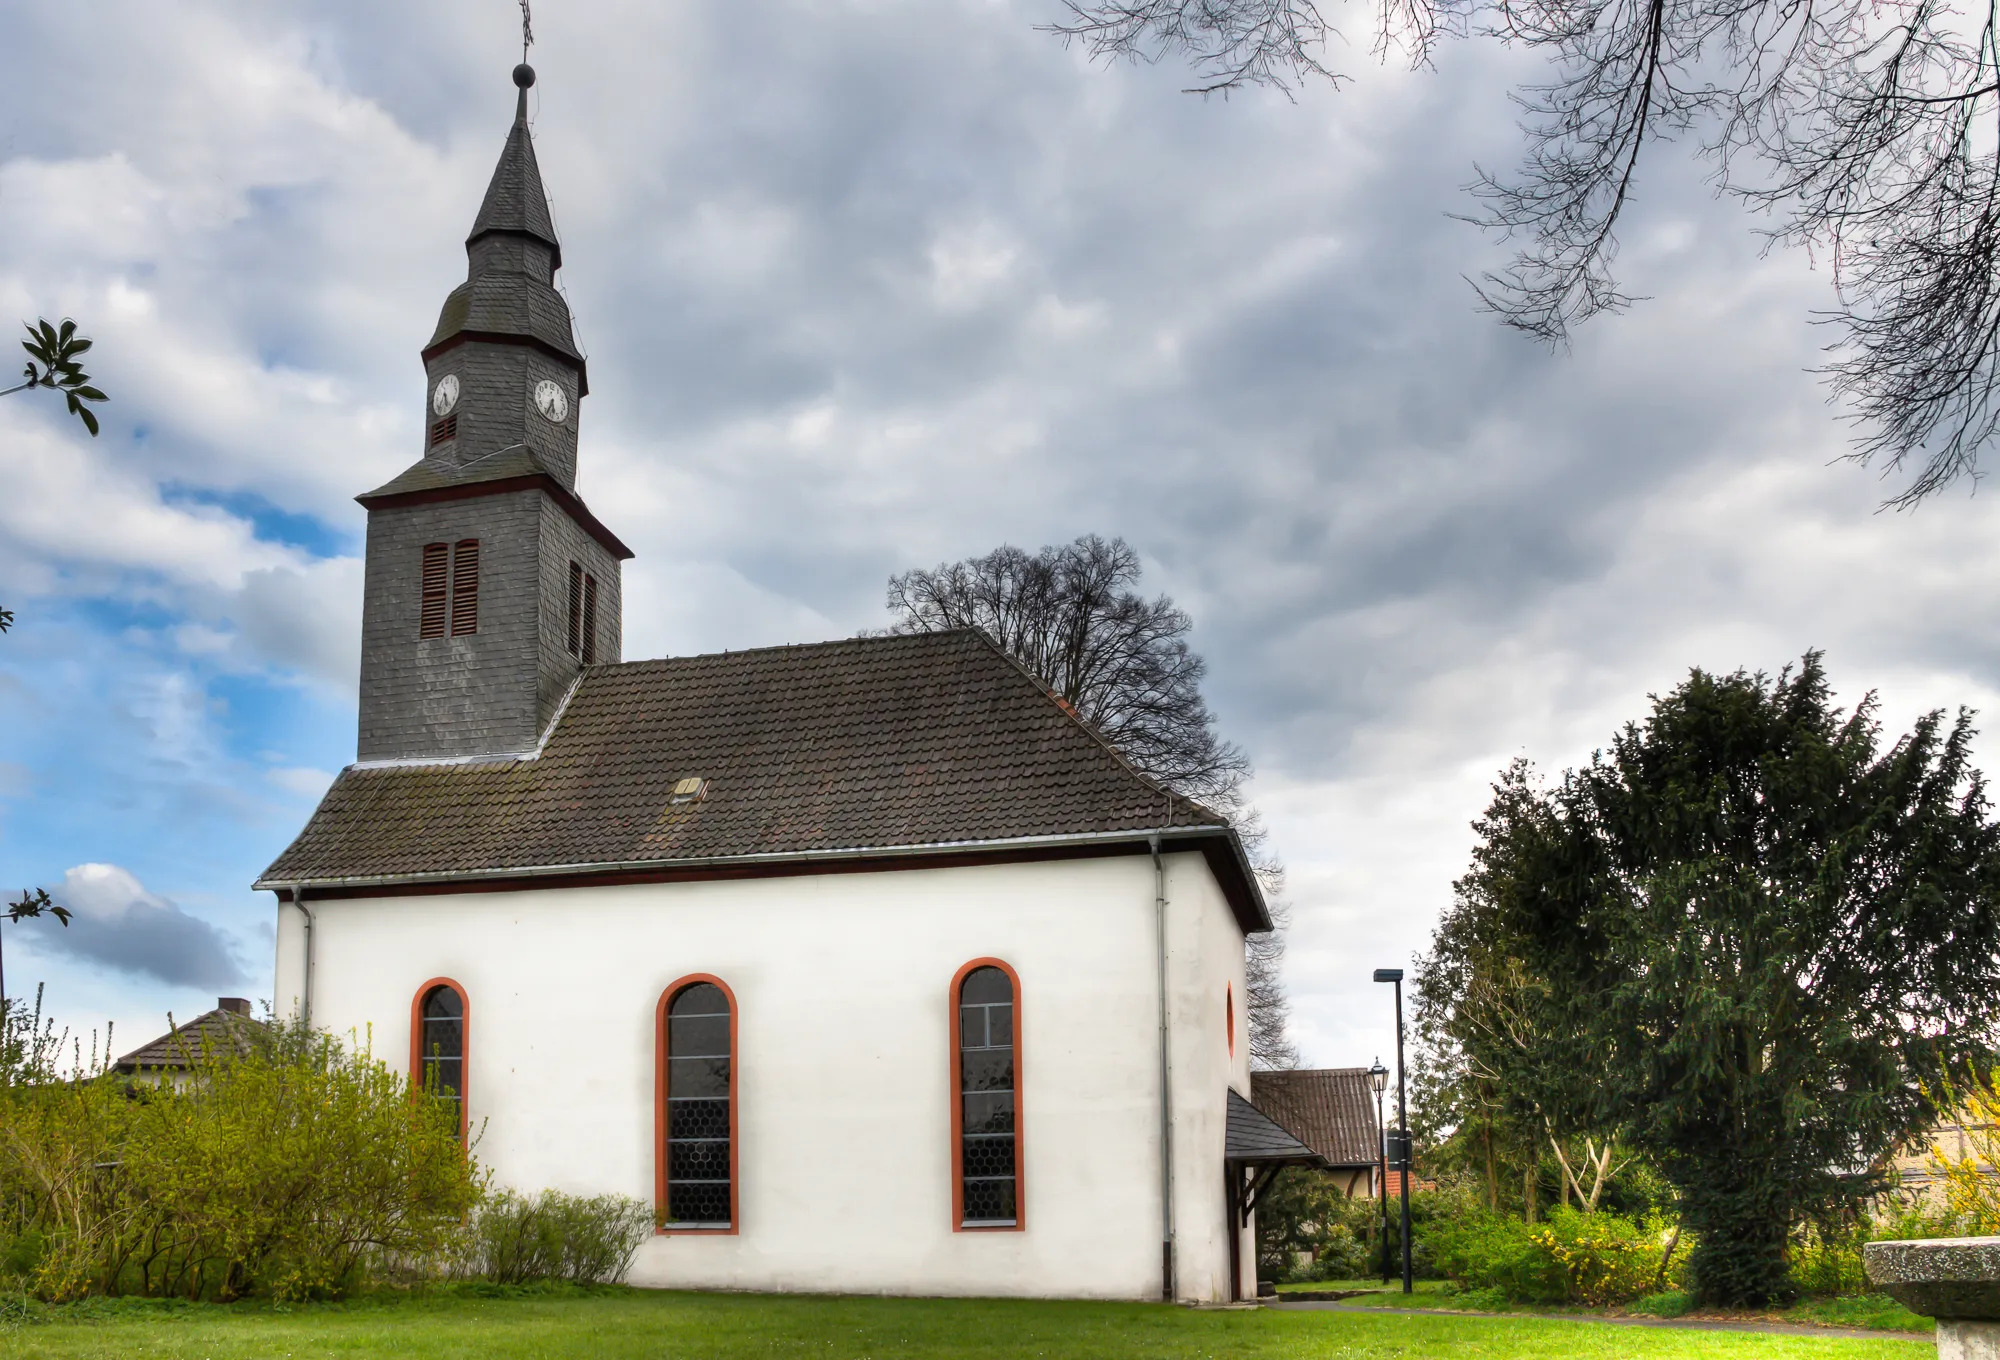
[270,849,1246,1301]
[1158,850,1253,1302]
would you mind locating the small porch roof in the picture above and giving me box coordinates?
[1225,1088,1329,1168]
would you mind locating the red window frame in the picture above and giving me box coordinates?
[654,974,740,1235]
[948,957,1025,1232]
[409,976,470,1144]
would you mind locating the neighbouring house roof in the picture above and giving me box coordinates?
[1252,1067,1383,1169]
[258,630,1270,931]
[1225,1089,1330,1166]
[113,998,262,1073]
[1383,1170,1438,1196]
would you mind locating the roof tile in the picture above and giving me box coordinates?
[262,630,1229,888]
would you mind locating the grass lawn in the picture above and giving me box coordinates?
[3,1286,1936,1360]
[1273,1279,1931,1334]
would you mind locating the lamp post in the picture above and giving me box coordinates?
[1373,967,1412,1295]
[1368,1057,1389,1285]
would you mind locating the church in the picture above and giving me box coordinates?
[257,64,1321,1305]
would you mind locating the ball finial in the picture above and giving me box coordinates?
[513,63,536,89]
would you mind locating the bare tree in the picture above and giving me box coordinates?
[1049,0,2000,505]
[888,535,1297,1065]
[889,535,1252,812]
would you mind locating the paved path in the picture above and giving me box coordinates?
[1268,1300,1931,1343]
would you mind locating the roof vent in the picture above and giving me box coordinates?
[669,777,709,806]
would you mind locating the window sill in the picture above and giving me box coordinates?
[959,1219,1020,1230]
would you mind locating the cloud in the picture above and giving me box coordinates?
[4,0,2000,1067]
[41,864,248,989]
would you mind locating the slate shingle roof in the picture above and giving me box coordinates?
[468,85,561,266]
[260,631,1264,925]
[1251,1068,1384,1168]
[426,273,581,363]
[1225,1089,1329,1165]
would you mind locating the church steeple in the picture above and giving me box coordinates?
[351,65,630,766]
[468,66,563,272]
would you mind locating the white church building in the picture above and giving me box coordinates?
[258,63,1321,1305]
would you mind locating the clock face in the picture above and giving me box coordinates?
[431,374,460,417]
[533,379,569,425]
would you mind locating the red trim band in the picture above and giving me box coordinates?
[655,973,740,1236]
[948,957,1025,1233]
[409,976,470,1146]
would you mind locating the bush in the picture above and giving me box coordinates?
[1425,1206,1682,1306]
[1257,1172,1464,1282]
[0,1003,482,1301]
[1629,1289,1693,1317]
[1789,1204,1960,1299]
[461,1189,651,1286]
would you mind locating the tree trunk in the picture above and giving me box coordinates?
[1680,1165,1795,1305]
[1483,1121,1498,1213]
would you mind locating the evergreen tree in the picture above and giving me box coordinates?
[1450,654,2000,1304]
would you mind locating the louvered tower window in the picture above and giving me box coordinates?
[662,980,734,1230]
[419,543,450,638]
[449,539,479,636]
[568,560,599,662]
[566,561,583,655]
[954,962,1022,1228]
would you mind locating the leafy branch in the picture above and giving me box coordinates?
[4,318,108,436]
[0,889,73,1026]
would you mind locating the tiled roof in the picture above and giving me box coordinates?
[1252,1067,1383,1168]
[260,631,1263,923]
[1225,1089,1329,1165]
[114,1001,262,1072]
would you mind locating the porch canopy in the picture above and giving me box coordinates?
[1224,1088,1329,1298]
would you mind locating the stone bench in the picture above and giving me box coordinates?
[1865,1237,2000,1360]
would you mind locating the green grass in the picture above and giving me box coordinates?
[1271,1279,1930,1334]
[0,1286,1936,1359]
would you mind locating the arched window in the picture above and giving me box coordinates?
[951,960,1023,1230]
[656,976,736,1232]
[410,978,468,1141]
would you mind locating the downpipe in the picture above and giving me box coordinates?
[294,889,316,1027]
[1151,833,1177,1302]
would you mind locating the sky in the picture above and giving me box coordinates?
[3,0,1998,1075]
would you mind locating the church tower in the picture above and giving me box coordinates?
[355,64,630,764]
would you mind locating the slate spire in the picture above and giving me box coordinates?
[468,64,563,271]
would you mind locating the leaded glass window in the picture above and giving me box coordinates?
[957,965,1017,1227]
[665,982,732,1228]
[417,984,464,1134]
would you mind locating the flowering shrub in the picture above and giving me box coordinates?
[1930,1068,2000,1236]
[1529,1208,1675,1304]
[1425,1206,1683,1305]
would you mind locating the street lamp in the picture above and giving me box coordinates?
[1368,1058,1389,1285]
[1373,967,1412,1295]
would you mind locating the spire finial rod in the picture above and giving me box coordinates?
[513,0,536,122]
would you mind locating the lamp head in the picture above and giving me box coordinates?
[1372,968,1404,983]
[1368,1059,1389,1094]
